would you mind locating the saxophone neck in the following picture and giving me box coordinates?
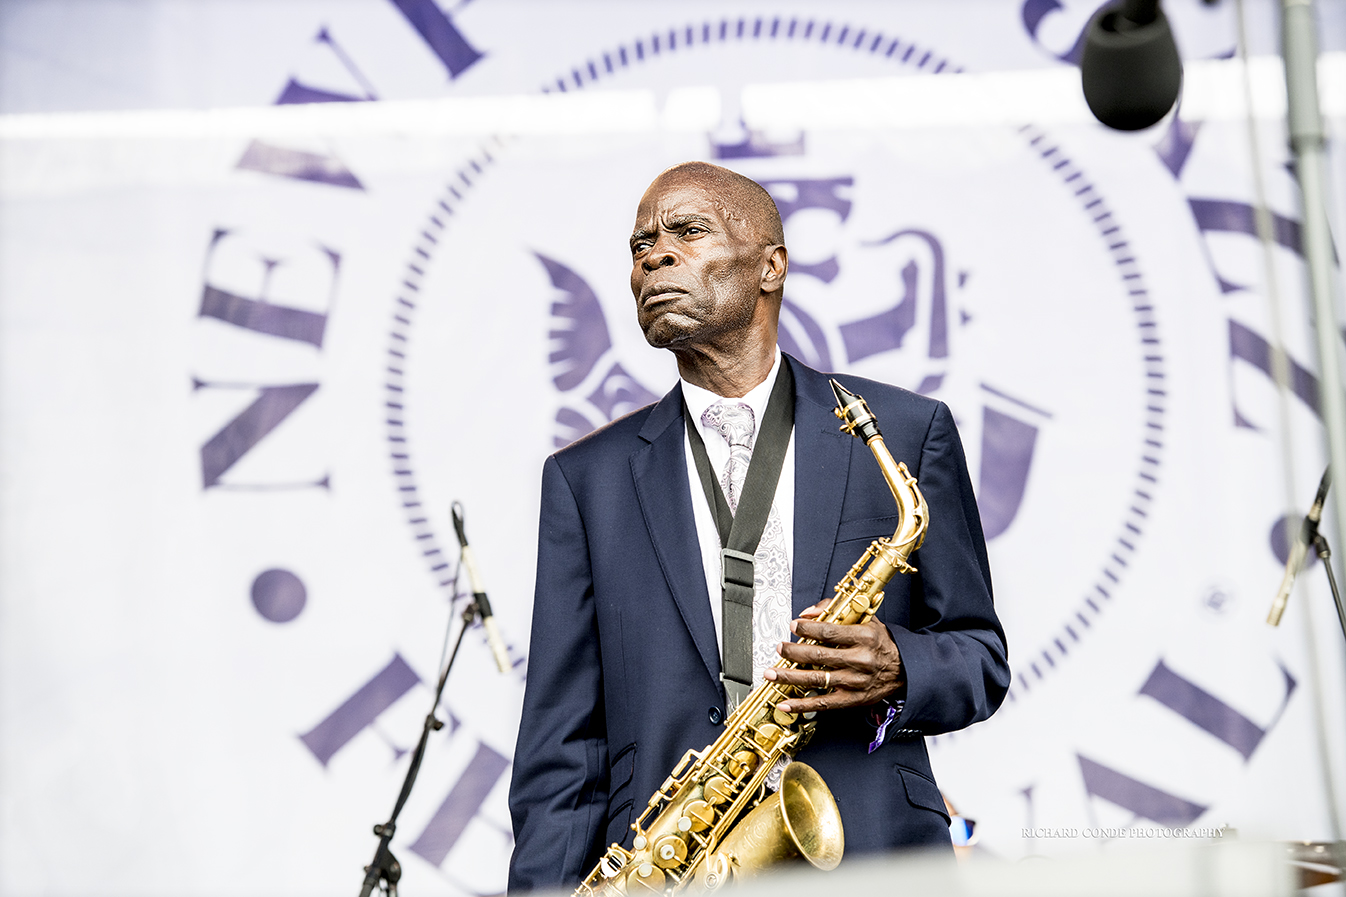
[830,379,929,566]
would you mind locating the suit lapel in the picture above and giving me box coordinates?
[787,356,852,616]
[631,383,722,683]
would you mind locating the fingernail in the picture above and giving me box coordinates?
[790,620,798,634]
[778,702,792,713]
[764,669,777,680]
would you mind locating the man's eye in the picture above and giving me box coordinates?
[684,225,705,236]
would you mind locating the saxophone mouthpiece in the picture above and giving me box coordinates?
[830,379,882,443]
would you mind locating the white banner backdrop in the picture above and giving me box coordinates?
[2,1,1345,895]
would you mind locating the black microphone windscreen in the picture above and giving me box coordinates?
[1081,2,1183,131]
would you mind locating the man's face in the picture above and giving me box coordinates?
[629,178,766,350]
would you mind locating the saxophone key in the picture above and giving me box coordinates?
[726,750,758,778]
[681,799,714,832]
[703,776,733,805]
[627,864,664,893]
[772,707,799,726]
[752,722,783,749]
[652,834,688,868]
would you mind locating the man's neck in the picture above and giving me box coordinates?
[673,342,777,398]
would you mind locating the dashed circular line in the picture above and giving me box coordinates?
[996,125,1166,710]
[540,15,960,95]
[383,19,1165,715]
[385,138,505,596]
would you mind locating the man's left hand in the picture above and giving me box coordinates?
[766,607,904,713]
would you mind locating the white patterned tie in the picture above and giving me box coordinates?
[701,402,754,512]
[700,403,793,689]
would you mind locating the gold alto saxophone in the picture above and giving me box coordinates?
[574,380,930,895]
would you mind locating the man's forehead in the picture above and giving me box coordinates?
[637,180,720,216]
[633,179,746,230]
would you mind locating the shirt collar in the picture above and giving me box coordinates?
[681,347,782,431]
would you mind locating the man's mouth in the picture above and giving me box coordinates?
[641,285,687,306]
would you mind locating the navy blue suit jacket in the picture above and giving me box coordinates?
[508,356,1009,891]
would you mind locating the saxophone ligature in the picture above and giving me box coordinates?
[574,380,929,895]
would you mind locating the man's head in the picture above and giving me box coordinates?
[629,162,787,359]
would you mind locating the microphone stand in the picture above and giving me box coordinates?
[1308,532,1346,640]
[1280,0,1346,635]
[357,585,482,897]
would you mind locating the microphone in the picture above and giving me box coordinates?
[451,502,512,672]
[1080,0,1183,131]
[1268,466,1331,626]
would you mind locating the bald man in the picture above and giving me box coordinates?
[508,162,1008,891]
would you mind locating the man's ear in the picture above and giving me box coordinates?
[761,245,788,294]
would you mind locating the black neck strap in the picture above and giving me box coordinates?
[684,361,795,711]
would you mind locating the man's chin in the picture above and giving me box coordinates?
[639,318,697,349]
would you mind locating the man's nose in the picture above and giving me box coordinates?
[642,236,677,271]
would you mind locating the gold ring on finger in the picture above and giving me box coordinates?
[823,671,831,689]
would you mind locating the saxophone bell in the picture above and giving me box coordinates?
[697,761,844,890]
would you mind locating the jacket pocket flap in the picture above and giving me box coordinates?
[896,766,951,824]
[837,514,901,545]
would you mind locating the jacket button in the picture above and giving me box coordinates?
[708,707,723,725]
